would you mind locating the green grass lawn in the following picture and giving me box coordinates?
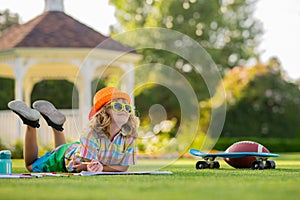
[1,153,300,200]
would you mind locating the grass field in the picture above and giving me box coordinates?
[1,153,300,200]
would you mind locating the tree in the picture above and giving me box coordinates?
[110,0,262,71]
[202,61,300,138]
[109,0,262,129]
[0,9,19,32]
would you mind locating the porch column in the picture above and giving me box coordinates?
[11,58,27,138]
[14,69,26,101]
[11,58,36,102]
[78,66,94,128]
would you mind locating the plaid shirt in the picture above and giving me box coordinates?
[64,129,136,172]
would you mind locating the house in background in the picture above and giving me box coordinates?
[0,0,141,145]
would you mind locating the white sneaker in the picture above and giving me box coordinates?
[8,100,41,127]
[32,100,66,131]
[8,100,41,121]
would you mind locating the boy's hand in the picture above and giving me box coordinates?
[87,160,103,172]
[72,158,87,172]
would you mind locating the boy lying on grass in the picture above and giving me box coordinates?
[8,87,139,173]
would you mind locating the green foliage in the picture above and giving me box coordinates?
[224,68,300,138]
[0,139,23,158]
[138,133,177,155]
[0,78,14,110]
[135,85,180,122]
[110,0,263,146]
[0,9,19,32]
[110,0,263,119]
[10,140,23,159]
[36,142,53,157]
[203,61,300,139]
[31,80,79,109]
[0,138,8,150]
[110,0,262,70]
[91,79,107,92]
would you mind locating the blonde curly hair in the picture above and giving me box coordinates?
[88,101,139,138]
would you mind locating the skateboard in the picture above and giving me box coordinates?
[189,149,279,170]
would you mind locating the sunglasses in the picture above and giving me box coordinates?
[111,102,133,114]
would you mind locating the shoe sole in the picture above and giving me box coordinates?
[32,100,66,125]
[8,100,41,121]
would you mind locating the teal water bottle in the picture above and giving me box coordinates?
[0,150,12,174]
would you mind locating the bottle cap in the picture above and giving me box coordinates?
[0,150,11,159]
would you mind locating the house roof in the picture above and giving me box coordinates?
[0,11,132,52]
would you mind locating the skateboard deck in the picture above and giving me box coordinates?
[189,149,279,158]
[189,149,279,170]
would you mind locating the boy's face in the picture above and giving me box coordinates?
[107,98,131,128]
